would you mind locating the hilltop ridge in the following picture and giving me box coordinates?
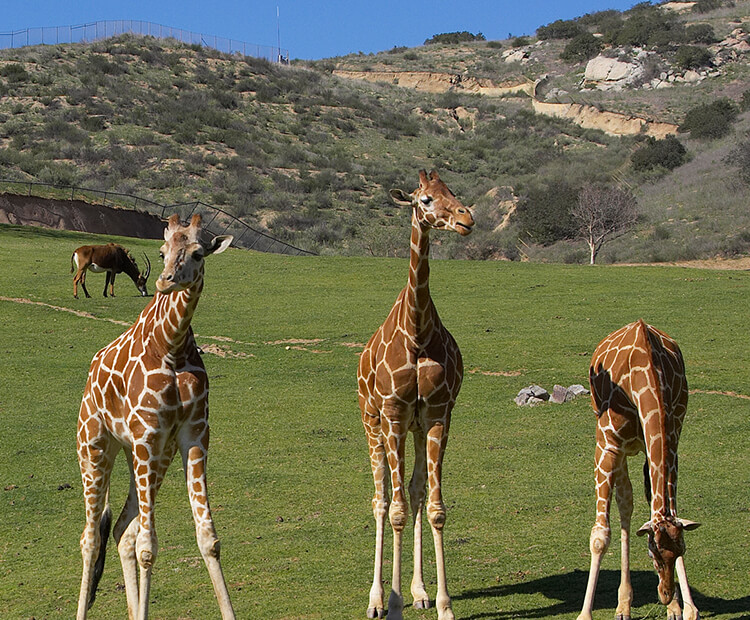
[1,0,750,262]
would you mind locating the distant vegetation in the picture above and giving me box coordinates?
[424,31,486,45]
[1,0,749,264]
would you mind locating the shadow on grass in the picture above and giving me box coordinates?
[455,569,750,619]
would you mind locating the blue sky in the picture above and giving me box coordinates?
[4,0,638,60]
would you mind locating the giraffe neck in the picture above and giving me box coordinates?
[403,211,434,342]
[146,277,203,363]
[638,322,674,521]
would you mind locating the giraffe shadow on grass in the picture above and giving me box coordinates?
[455,569,750,619]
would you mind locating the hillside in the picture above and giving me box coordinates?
[1,0,750,262]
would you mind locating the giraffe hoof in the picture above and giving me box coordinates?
[367,607,385,619]
[413,598,431,609]
[615,614,631,620]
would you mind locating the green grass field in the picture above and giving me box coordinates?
[0,223,748,619]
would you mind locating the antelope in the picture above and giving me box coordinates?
[71,244,151,299]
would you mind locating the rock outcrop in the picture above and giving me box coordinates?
[531,99,678,138]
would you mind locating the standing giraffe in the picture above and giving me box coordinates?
[76,214,235,620]
[357,169,474,620]
[578,319,700,620]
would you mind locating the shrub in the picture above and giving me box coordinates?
[726,136,750,185]
[424,31,486,45]
[515,179,578,245]
[486,41,503,49]
[674,45,712,70]
[537,19,584,40]
[692,0,724,13]
[680,98,739,139]
[511,36,531,48]
[561,33,604,63]
[0,63,30,83]
[631,135,687,172]
[685,23,716,44]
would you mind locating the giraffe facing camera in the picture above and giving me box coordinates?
[577,319,701,620]
[358,170,473,620]
[75,213,235,620]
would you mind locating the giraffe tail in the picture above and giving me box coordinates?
[87,503,112,610]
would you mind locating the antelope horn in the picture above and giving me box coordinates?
[143,253,151,280]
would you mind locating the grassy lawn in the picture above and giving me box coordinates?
[0,223,748,619]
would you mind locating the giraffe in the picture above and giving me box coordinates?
[577,319,701,620]
[75,214,235,620]
[357,169,474,620]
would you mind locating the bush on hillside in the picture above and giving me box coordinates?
[675,45,712,70]
[680,98,739,139]
[685,23,717,44]
[631,135,687,172]
[424,31,485,45]
[537,19,584,40]
[515,180,578,245]
[692,0,725,13]
[0,63,30,83]
[726,134,750,185]
[561,33,604,63]
[511,36,531,48]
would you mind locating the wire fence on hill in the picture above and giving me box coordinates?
[0,179,314,256]
[0,20,289,63]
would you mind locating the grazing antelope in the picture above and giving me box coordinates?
[71,243,151,299]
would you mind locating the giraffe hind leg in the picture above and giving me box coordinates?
[113,450,140,617]
[87,504,112,610]
[76,420,118,620]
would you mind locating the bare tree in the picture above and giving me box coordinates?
[571,184,639,264]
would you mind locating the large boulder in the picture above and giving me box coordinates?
[584,55,645,90]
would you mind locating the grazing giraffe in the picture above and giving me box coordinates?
[357,170,474,620]
[76,214,235,620]
[578,319,700,620]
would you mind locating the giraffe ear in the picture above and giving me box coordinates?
[677,519,701,531]
[429,169,440,181]
[203,235,233,256]
[636,521,652,537]
[390,189,412,207]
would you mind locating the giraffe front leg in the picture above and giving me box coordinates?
[383,412,409,620]
[409,429,430,611]
[425,419,454,620]
[365,421,388,619]
[614,463,634,620]
[577,442,617,620]
[675,556,700,620]
[181,437,236,620]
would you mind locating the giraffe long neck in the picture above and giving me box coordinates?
[403,211,434,342]
[145,278,203,363]
[638,322,673,521]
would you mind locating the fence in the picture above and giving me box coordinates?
[0,179,315,256]
[0,20,289,63]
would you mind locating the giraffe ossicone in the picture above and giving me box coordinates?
[76,213,235,620]
[577,319,701,620]
[357,169,474,620]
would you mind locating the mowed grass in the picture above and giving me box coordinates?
[0,223,748,619]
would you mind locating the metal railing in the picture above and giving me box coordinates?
[0,20,289,63]
[0,179,314,256]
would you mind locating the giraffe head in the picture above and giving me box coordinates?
[636,517,700,603]
[390,169,474,235]
[155,214,233,294]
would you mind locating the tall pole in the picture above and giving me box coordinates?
[276,5,281,63]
